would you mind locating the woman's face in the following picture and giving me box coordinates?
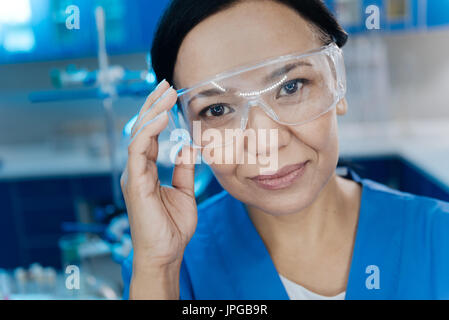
[173,0,348,215]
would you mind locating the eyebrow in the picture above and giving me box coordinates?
[187,88,229,107]
[187,61,313,107]
[264,61,312,83]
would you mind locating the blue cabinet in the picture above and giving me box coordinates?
[339,155,449,202]
[0,183,21,269]
[0,175,113,269]
[427,0,449,28]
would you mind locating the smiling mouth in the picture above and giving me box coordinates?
[250,161,309,190]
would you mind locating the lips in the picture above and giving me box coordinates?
[250,161,309,190]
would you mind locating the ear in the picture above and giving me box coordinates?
[336,98,348,116]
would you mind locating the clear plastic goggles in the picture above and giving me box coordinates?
[174,43,346,149]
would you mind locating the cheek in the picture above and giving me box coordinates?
[292,110,339,158]
[208,163,244,193]
[201,144,240,186]
[206,143,256,195]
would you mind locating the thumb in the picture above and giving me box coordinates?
[172,145,197,197]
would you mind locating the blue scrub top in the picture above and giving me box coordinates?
[121,169,449,300]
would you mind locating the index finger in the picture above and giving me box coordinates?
[131,80,170,135]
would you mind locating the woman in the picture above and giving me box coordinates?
[121,0,449,300]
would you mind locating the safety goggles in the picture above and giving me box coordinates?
[173,42,346,149]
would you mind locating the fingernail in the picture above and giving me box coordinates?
[160,85,174,100]
[158,86,175,104]
[156,79,167,90]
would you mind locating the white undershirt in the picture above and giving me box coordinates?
[279,275,346,300]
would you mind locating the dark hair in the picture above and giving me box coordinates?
[151,0,348,87]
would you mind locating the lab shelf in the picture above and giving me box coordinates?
[0,0,171,64]
[326,0,449,34]
[2,0,448,65]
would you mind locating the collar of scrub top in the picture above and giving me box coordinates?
[197,166,404,300]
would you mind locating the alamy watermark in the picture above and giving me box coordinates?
[365,5,381,30]
[169,121,280,175]
[65,265,80,290]
[365,265,380,290]
[66,5,80,30]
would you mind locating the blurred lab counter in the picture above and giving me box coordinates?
[338,119,449,193]
[0,143,124,180]
[0,119,448,189]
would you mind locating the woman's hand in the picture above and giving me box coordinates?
[121,80,198,299]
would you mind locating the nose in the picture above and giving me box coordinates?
[247,99,279,122]
[243,99,290,156]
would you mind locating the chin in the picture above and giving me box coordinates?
[248,191,315,216]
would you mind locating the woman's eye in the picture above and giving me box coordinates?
[277,79,305,97]
[200,104,233,118]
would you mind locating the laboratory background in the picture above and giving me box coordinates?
[0,0,448,300]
